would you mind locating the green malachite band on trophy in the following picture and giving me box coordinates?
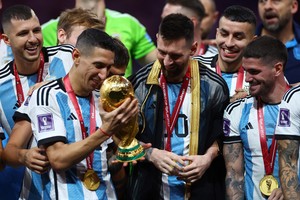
[117,144,145,162]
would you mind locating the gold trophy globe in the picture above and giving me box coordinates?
[100,75,145,162]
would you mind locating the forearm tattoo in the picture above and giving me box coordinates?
[224,144,244,200]
[278,140,300,200]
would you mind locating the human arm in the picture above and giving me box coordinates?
[277,139,300,200]
[223,142,244,200]
[177,140,220,183]
[44,98,139,171]
[2,120,49,174]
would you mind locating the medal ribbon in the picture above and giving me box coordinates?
[197,43,206,56]
[64,74,96,170]
[160,67,190,151]
[14,53,44,106]
[216,64,244,90]
[258,84,291,175]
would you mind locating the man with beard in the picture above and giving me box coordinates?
[223,36,288,200]
[257,0,300,85]
[128,13,229,200]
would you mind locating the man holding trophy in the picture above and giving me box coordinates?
[12,28,139,199]
[128,14,230,200]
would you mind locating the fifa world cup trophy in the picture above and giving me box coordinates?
[100,75,144,162]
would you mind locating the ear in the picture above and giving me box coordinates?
[1,34,11,46]
[57,28,67,45]
[72,48,80,65]
[274,62,283,77]
[190,41,198,56]
[291,0,298,15]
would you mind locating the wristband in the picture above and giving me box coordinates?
[99,127,113,137]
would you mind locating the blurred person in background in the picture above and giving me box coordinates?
[42,0,157,77]
[257,0,300,85]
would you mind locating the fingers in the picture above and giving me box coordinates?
[26,148,50,174]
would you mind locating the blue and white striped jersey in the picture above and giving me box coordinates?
[275,85,300,182]
[223,96,280,200]
[22,79,116,200]
[161,82,191,200]
[0,45,73,200]
[193,55,249,98]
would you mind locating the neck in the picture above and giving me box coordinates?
[14,57,41,75]
[67,70,90,97]
[261,21,294,44]
[217,57,242,73]
[259,77,288,104]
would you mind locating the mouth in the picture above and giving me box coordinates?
[221,48,239,58]
[25,45,39,55]
[264,12,278,24]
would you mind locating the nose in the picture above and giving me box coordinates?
[163,54,173,66]
[28,31,38,43]
[261,0,273,10]
[225,36,234,48]
[98,67,109,80]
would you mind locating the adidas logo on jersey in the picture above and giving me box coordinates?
[67,113,77,120]
[245,122,253,130]
[13,102,19,110]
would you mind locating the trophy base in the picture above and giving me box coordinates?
[116,139,145,162]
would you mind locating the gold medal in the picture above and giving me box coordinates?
[82,169,100,191]
[259,175,278,197]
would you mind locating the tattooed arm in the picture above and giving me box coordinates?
[223,143,244,200]
[278,139,300,200]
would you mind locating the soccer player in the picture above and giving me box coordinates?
[223,36,287,200]
[12,28,138,199]
[128,13,229,200]
[0,5,73,199]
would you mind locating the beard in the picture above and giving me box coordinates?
[262,12,291,33]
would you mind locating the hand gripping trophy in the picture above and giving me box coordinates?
[100,75,145,162]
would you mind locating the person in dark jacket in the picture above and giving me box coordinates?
[128,13,229,200]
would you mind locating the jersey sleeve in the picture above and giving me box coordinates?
[28,88,67,146]
[223,100,243,144]
[275,87,300,141]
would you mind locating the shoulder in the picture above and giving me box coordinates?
[32,80,63,106]
[129,62,154,90]
[193,54,217,69]
[198,61,228,94]
[0,61,13,80]
[42,18,59,29]
[282,85,300,103]
[225,96,252,115]
[105,9,143,27]
[45,45,74,55]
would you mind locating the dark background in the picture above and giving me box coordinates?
[1,0,300,43]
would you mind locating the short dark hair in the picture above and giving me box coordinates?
[158,13,194,45]
[2,4,35,33]
[113,38,129,68]
[76,28,116,56]
[243,35,287,70]
[166,0,205,21]
[221,5,256,34]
